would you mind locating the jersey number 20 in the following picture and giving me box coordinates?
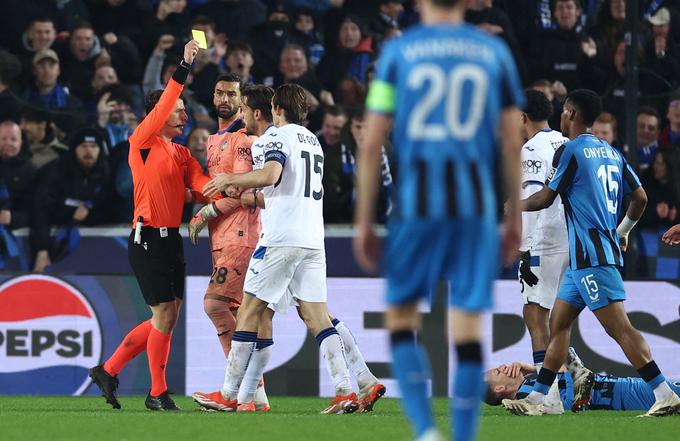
[407,63,489,141]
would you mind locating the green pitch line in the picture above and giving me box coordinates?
[0,396,677,441]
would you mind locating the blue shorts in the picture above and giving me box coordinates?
[556,265,626,311]
[384,219,499,311]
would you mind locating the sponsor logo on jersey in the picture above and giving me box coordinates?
[522,159,542,175]
[0,275,102,395]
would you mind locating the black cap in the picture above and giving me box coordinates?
[70,127,104,150]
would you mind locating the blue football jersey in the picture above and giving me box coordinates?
[366,23,525,222]
[547,134,641,270]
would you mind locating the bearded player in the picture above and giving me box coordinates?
[188,75,270,411]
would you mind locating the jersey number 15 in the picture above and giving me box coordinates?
[301,151,323,200]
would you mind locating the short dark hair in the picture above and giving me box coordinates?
[348,105,365,121]
[242,85,274,123]
[524,89,553,122]
[145,89,183,115]
[323,105,346,119]
[483,383,503,406]
[431,0,462,7]
[637,105,660,121]
[100,84,133,107]
[71,21,94,34]
[273,83,308,124]
[190,15,215,30]
[214,73,242,88]
[227,40,253,57]
[20,106,50,123]
[566,89,601,127]
[554,0,581,9]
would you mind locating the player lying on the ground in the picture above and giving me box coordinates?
[484,347,680,413]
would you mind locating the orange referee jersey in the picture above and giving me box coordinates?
[129,78,210,228]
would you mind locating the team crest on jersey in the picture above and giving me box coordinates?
[237,147,251,161]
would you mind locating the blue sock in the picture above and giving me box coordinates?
[532,350,546,366]
[390,330,434,438]
[452,343,484,441]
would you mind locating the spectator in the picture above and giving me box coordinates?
[289,8,326,67]
[138,0,191,61]
[368,0,404,47]
[527,0,603,91]
[0,50,23,124]
[89,0,152,43]
[83,65,120,121]
[316,105,347,150]
[636,106,662,170]
[31,127,112,272]
[592,112,621,149]
[196,0,267,41]
[250,2,292,83]
[98,29,145,89]
[465,0,525,81]
[659,93,680,147]
[96,84,134,150]
[276,45,330,105]
[223,41,255,85]
[17,18,57,83]
[644,7,680,88]
[591,0,626,63]
[19,107,68,170]
[59,22,106,101]
[318,15,374,94]
[26,49,84,136]
[0,121,37,230]
[639,146,680,229]
[187,127,209,171]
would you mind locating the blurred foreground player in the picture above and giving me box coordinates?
[501,89,680,417]
[353,0,525,439]
[89,40,210,411]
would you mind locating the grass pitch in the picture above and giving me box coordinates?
[1,396,678,441]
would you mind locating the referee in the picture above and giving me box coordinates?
[89,40,209,411]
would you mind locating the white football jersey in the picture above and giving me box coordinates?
[520,128,569,255]
[257,123,325,249]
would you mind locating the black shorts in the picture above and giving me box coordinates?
[128,227,186,305]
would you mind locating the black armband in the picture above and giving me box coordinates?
[173,60,191,84]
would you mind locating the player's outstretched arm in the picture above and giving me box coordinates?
[521,185,558,212]
[202,163,282,198]
[617,187,647,252]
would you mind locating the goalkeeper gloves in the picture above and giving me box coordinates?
[518,250,539,287]
[188,203,221,245]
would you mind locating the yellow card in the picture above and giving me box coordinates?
[192,29,208,49]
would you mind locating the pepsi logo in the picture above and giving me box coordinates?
[0,275,102,395]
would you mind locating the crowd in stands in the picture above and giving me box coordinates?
[0,0,679,272]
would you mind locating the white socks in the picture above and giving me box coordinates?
[221,339,255,400]
[317,329,352,396]
[237,342,272,404]
[653,381,674,401]
[334,321,378,389]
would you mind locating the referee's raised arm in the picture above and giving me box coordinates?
[88,39,206,412]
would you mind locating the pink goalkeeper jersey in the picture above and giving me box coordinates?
[205,129,260,249]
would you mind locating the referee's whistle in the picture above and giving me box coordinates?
[134,216,143,244]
